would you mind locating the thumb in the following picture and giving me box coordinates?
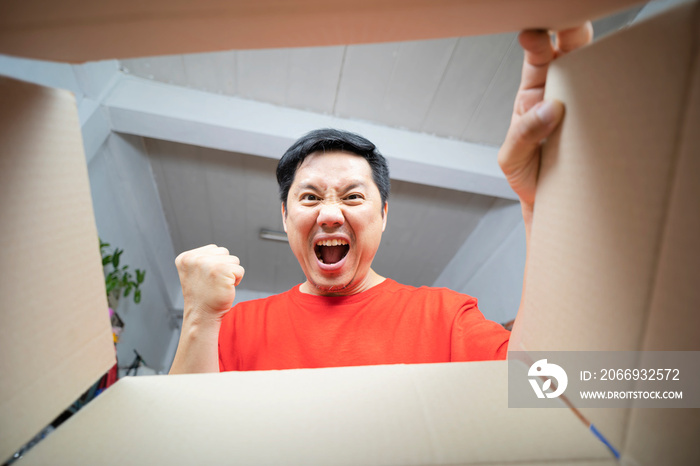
[498,99,565,202]
[499,99,564,171]
[515,99,565,149]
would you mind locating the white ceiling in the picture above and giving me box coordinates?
[121,7,642,148]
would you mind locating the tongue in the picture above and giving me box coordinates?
[321,246,346,264]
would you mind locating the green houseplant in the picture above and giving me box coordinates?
[100,238,146,305]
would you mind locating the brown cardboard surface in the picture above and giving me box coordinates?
[0,0,643,62]
[624,4,700,464]
[510,1,700,460]
[511,1,696,354]
[23,361,614,465]
[636,0,700,356]
[624,409,700,466]
[0,77,116,462]
[1,1,698,465]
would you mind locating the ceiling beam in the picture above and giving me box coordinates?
[105,75,517,200]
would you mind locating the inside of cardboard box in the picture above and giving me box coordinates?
[22,362,616,465]
[2,1,699,465]
[0,78,116,464]
[0,0,645,62]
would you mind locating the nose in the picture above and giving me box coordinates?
[317,202,344,228]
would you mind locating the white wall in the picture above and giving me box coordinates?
[433,198,526,325]
[88,133,181,372]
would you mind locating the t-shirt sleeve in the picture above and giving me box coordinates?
[450,297,510,361]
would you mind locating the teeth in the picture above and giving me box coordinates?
[316,239,348,247]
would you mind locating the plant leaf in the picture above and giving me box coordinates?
[134,289,141,304]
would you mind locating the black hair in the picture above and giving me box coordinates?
[276,128,390,210]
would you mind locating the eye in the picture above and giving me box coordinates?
[301,193,319,202]
[345,193,364,202]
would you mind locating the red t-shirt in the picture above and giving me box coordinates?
[219,278,509,371]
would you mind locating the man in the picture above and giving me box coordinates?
[169,24,593,374]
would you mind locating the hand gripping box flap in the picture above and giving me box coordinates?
[22,361,614,465]
[0,0,643,63]
[0,77,116,463]
[509,1,700,463]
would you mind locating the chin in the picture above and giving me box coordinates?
[307,275,353,294]
[311,279,348,292]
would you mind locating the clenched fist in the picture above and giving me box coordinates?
[175,244,245,322]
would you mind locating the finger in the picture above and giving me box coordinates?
[231,265,245,286]
[555,22,593,54]
[515,87,545,116]
[180,244,215,255]
[519,99,564,144]
[518,29,555,91]
[210,246,230,256]
[501,100,565,163]
[221,255,240,266]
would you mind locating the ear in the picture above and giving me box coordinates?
[281,203,288,232]
[381,202,388,232]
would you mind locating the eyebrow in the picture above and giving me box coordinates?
[342,182,366,192]
[298,183,317,191]
[297,181,367,192]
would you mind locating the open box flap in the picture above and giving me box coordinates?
[23,361,614,465]
[510,0,698,354]
[0,0,643,63]
[624,3,700,464]
[0,77,116,462]
[1,1,697,464]
[510,1,700,461]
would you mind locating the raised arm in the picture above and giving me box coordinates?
[169,244,244,374]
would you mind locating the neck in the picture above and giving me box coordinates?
[300,269,386,297]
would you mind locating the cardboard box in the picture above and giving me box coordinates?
[0,78,116,463]
[0,0,698,465]
[510,3,700,464]
[0,0,643,62]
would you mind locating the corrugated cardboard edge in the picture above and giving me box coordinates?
[0,0,643,62]
[0,77,116,462]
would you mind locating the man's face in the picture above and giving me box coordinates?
[282,151,387,296]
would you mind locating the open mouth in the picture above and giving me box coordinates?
[314,239,350,265]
